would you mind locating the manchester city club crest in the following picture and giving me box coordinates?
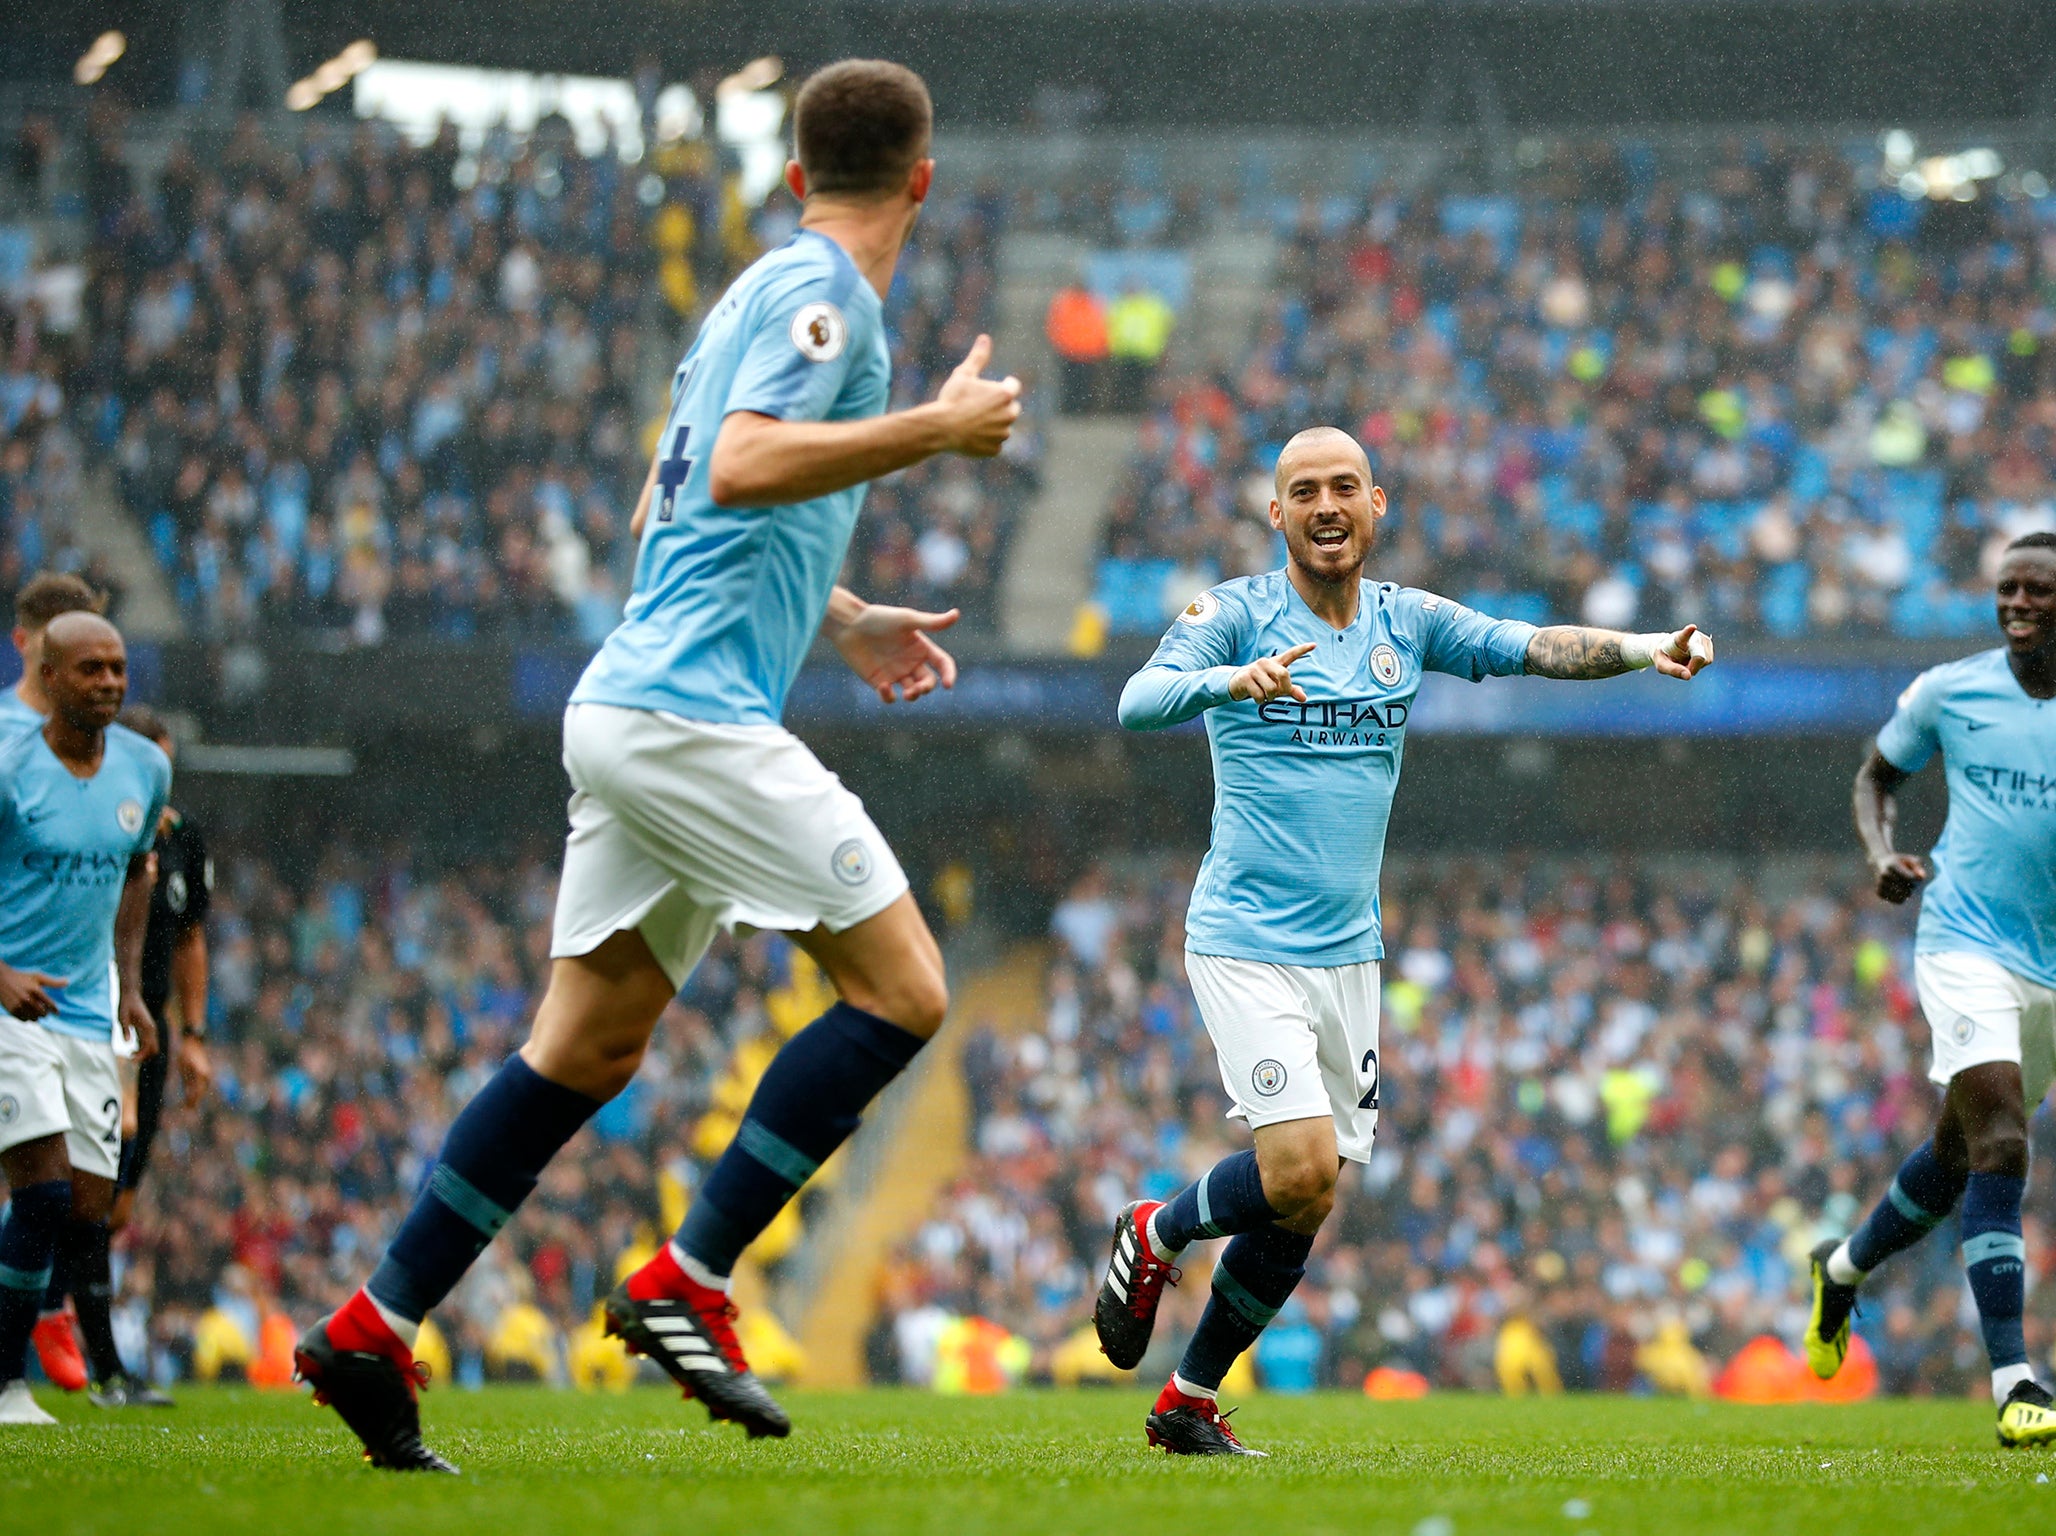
[117,799,145,835]
[1370,643,1402,687]
[0,1095,17,1125]
[1251,1059,1287,1096]
[832,837,874,886]
[789,300,848,362]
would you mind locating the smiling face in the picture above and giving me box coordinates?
[1995,544,2056,660]
[1269,428,1386,588]
[39,612,127,733]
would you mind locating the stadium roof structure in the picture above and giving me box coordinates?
[4,0,2052,128]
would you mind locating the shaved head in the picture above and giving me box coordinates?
[41,610,123,667]
[40,610,127,735]
[1273,427,1372,500]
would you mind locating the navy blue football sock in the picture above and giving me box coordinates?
[366,1055,600,1323]
[1174,1222,1315,1393]
[58,1219,123,1381]
[0,1180,71,1381]
[1961,1171,2029,1372]
[676,1002,925,1277]
[1151,1149,1279,1254]
[1845,1138,1966,1273]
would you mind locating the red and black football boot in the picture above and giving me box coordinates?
[1144,1379,1265,1457]
[1093,1200,1180,1371]
[293,1293,457,1473]
[604,1247,790,1438]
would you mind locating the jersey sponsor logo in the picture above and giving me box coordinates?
[21,849,128,885]
[1251,1059,1287,1096]
[1176,591,1219,626]
[1961,763,2056,810]
[832,837,873,886]
[1370,644,1402,686]
[790,301,848,363]
[1255,696,1409,750]
[117,800,144,836]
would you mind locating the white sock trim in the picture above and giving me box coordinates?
[669,1241,732,1294]
[1994,1363,2036,1403]
[1171,1372,1217,1401]
[1145,1209,1184,1264]
[1825,1241,1864,1287]
[368,1293,421,1350]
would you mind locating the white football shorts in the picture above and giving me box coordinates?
[1184,951,1381,1163]
[1917,950,2056,1103]
[551,703,909,988]
[0,1015,123,1180]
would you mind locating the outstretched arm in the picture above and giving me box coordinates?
[1855,749,1928,902]
[1524,623,1715,680]
[709,335,1021,508]
[1120,643,1319,730]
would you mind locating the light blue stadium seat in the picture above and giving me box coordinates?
[1760,562,1811,637]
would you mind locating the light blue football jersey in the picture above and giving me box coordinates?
[1876,648,2056,987]
[1121,571,1536,965]
[0,723,169,1040]
[0,685,43,737]
[572,228,892,726]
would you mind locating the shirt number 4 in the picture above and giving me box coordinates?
[654,426,695,523]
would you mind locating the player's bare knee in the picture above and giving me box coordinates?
[857,970,949,1038]
[1968,1123,2030,1177]
[1261,1153,1336,1217]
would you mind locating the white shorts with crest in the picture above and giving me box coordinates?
[551,703,909,987]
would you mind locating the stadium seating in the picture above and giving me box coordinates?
[1091,141,2056,638]
[875,856,2056,1397]
[2,111,1032,642]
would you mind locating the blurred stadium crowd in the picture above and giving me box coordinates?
[1094,141,2056,638]
[109,842,2056,1401]
[2,108,1033,640]
[875,857,2056,1398]
[115,842,841,1387]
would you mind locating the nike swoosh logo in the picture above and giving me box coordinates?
[1965,720,1996,732]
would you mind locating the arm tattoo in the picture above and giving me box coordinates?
[1524,626,1632,680]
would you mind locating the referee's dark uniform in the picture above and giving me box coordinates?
[117,809,211,1192]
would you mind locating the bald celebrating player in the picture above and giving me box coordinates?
[0,612,167,1426]
[294,58,1020,1471]
[1102,426,1713,1455]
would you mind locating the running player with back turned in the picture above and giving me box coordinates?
[1101,427,1714,1455]
[1804,531,2056,1448]
[293,58,1020,1472]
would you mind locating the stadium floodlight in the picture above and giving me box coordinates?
[73,31,125,87]
[717,57,785,99]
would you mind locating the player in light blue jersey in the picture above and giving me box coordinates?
[0,572,108,740]
[0,612,166,1426]
[1807,531,2056,1448]
[298,59,1023,1471]
[1095,427,1714,1455]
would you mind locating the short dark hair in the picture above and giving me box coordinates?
[14,572,104,631]
[2006,531,2056,554]
[119,704,170,745]
[792,60,932,198]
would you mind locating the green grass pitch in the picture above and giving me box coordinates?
[6,1387,2051,1534]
